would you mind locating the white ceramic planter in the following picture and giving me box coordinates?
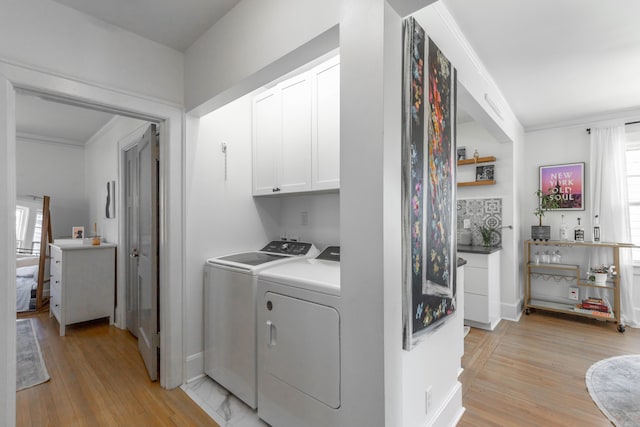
[592,272,608,285]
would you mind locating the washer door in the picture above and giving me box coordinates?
[262,292,340,408]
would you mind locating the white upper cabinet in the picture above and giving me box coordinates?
[252,56,340,196]
[252,89,281,195]
[279,74,313,193]
[311,55,340,190]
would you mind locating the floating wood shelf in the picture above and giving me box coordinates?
[457,180,496,187]
[457,156,496,166]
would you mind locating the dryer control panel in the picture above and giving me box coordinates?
[317,246,340,261]
[261,241,313,255]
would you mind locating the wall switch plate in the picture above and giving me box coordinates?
[568,286,579,301]
[301,211,308,226]
[463,219,471,229]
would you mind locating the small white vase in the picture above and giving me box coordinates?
[592,272,607,285]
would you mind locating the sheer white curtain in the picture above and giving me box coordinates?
[590,126,638,327]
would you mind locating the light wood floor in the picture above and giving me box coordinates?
[459,310,640,426]
[16,313,218,427]
[17,310,640,426]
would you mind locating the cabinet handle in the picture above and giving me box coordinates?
[55,260,60,264]
[272,187,281,192]
[266,320,276,347]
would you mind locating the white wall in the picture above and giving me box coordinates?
[457,120,519,320]
[279,194,340,248]
[184,0,341,112]
[184,0,520,425]
[186,2,389,424]
[16,138,88,239]
[524,125,640,319]
[523,127,590,243]
[184,94,281,379]
[84,117,149,244]
[0,78,17,427]
[0,0,184,106]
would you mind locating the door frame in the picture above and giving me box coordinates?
[0,60,185,423]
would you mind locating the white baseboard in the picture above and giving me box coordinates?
[185,352,204,383]
[501,298,522,322]
[424,381,463,427]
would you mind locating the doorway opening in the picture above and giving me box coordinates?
[13,89,165,381]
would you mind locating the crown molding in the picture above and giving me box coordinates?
[16,132,84,148]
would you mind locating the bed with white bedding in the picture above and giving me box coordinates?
[16,257,39,312]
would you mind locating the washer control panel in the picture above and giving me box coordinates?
[261,240,313,255]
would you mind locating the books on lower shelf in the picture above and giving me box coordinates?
[574,298,613,318]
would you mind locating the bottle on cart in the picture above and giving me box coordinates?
[559,214,569,241]
[574,217,585,242]
[593,214,601,243]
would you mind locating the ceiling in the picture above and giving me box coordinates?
[49,0,242,52]
[17,0,640,144]
[444,0,640,130]
[16,93,114,146]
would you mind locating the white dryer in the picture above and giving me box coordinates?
[257,246,341,427]
[204,240,318,409]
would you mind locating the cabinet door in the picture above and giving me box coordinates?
[252,89,281,195]
[311,56,340,190]
[279,74,312,193]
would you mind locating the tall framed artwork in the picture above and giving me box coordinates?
[402,17,457,350]
[539,162,584,210]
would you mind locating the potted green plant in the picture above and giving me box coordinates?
[478,225,498,247]
[532,189,560,241]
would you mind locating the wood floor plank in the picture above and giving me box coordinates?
[16,313,218,427]
[20,306,639,426]
[460,311,640,426]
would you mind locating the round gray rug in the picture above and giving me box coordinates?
[586,355,640,427]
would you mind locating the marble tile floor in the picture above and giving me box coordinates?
[181,376,267,427]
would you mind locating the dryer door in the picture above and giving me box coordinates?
[263,292,340,408]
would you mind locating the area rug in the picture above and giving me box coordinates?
[586,355,640,426]
[16,319,50,391]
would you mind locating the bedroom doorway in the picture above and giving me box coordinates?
[124,124,160,381]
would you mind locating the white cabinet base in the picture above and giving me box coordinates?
[49,242,116,336]
[461,250,501,331]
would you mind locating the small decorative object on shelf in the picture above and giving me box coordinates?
[589,265,609,285]
[559,214,569,241]
[574,217,585,242]
[473,149,480,162]
[593,214,601,243]
[531,189,560,241]
[457,146,466,161]
[475,165,495,182]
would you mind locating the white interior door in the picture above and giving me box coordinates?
[136,124,159,381]
[125,145,139,337]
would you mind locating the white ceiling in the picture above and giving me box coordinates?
[49,0,242,52]
[16,93,114,146]
[17,0,640,144]
[444,0,640,130]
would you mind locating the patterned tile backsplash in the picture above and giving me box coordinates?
[457,198,502,246]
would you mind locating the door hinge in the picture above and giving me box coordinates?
[153,332,160,348]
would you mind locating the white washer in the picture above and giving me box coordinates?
[257,246,341,427]
[204,241,318,409]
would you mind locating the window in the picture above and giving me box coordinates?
[15,206,27,251]
[32,210,43,255]
[626,133,640,263]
